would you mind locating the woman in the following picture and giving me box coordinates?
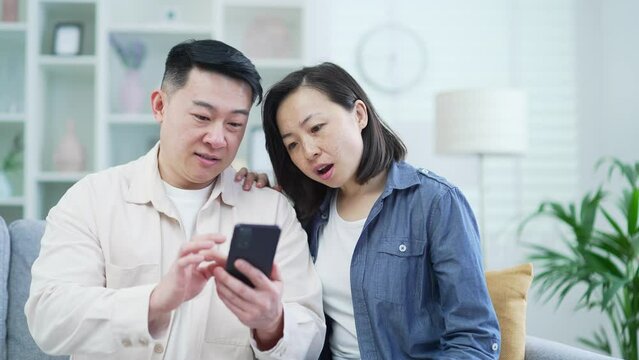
[242,62,500,359]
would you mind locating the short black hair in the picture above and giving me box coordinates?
[262,62,406,223]
[161,39,262,104]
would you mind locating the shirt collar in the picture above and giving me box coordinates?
[318,161,420,216]
[382,161,421,196]
[125,142,240,210]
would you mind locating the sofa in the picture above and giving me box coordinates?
[0,216,621,360]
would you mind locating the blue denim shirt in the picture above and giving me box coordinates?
[307,161,500,359]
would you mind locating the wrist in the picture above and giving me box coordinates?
[148,287,172,338]
[254,312,284,351]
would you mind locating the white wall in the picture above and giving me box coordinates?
[308,0,623,354]
[578,0,639,192]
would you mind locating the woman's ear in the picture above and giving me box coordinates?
[354,99,368,131]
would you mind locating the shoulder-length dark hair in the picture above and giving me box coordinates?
[262,62,406,223]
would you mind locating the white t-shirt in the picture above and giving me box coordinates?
[315,195,365,360]
[163,180,213,360]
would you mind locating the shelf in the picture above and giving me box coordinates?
[11,0,307,219]
[109,24,211,35]
[224,0,304,8]
[37,172,88,183]
[40,1,96,56]
[108,0,212,28]
[0,197,24,207]
[0,113,25,123]
[39,56,96,76]
[39,0,96,4]
[40,55,96,67]
[108,114,155,125]
[0,22,27,32]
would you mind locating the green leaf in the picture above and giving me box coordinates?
[602,158,638,188]
[601,278,627,309]
[591,235,625,262]
[628,189,639,235]
[629,232,639,256]
[581,249,624,279]
[580,189,605,239]
[601,208,625,238]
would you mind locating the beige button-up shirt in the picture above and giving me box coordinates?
[25,145,325,359]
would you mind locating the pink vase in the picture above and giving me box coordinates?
[53,119,85,172]
[2,0,18,22]
[119,69,145,113]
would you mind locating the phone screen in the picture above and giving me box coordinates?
[225,224,281,287]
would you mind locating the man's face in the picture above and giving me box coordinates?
[152,68,253,189]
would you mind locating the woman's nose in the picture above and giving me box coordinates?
[302,141,320,160]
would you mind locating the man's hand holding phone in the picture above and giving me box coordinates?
[213,259,284,350]
[212,224,284,350]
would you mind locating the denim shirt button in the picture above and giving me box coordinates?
[399,244,407,252]
[492,342,499,352]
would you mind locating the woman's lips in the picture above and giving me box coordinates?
[316,164,334,180]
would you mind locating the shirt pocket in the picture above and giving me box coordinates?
[104,263,159,289]
[204,289,251,347]
[373,237,425,305]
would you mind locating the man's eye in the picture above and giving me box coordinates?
[193,114,209,121]
[229,122,243,128]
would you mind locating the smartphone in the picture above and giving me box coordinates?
[225,224,281,287]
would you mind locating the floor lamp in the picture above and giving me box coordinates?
[434,89,527,265]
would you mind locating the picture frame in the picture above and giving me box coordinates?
[53,22,83,56]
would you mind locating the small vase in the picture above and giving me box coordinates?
[53,119,85,172]
[0,171,11,199]
[119,69,145,113]
[2,0,18,22]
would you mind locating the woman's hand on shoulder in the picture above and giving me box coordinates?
[234,167,282,192]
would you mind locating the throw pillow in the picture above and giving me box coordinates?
[485,263,534,360]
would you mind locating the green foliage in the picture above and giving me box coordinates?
[2,132,23,172]
[520,158,639,360]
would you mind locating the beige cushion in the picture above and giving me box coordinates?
[486,263,534,360]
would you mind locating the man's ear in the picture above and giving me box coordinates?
[151,90,166,124]
[354,99,368,131]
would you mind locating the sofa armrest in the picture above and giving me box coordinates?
[525,336,621,360]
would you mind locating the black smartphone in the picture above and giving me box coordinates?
[225,224,281,287]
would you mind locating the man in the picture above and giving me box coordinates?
[25,39,325,359]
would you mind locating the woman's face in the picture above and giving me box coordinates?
[276,87,368,188]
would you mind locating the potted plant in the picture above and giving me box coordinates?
[0,132,24,198]
[520,158,638,359]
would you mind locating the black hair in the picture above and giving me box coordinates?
[161,39,262,104]
[262,62,406,223]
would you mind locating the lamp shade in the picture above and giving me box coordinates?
[435,89,527,155]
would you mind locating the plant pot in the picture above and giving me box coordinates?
[119,69,145,113]
[2,0,18,22]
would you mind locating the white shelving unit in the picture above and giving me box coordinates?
[0,0,308,222]
[0,0,28,223]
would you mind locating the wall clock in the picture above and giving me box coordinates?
[356,24,427,93]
